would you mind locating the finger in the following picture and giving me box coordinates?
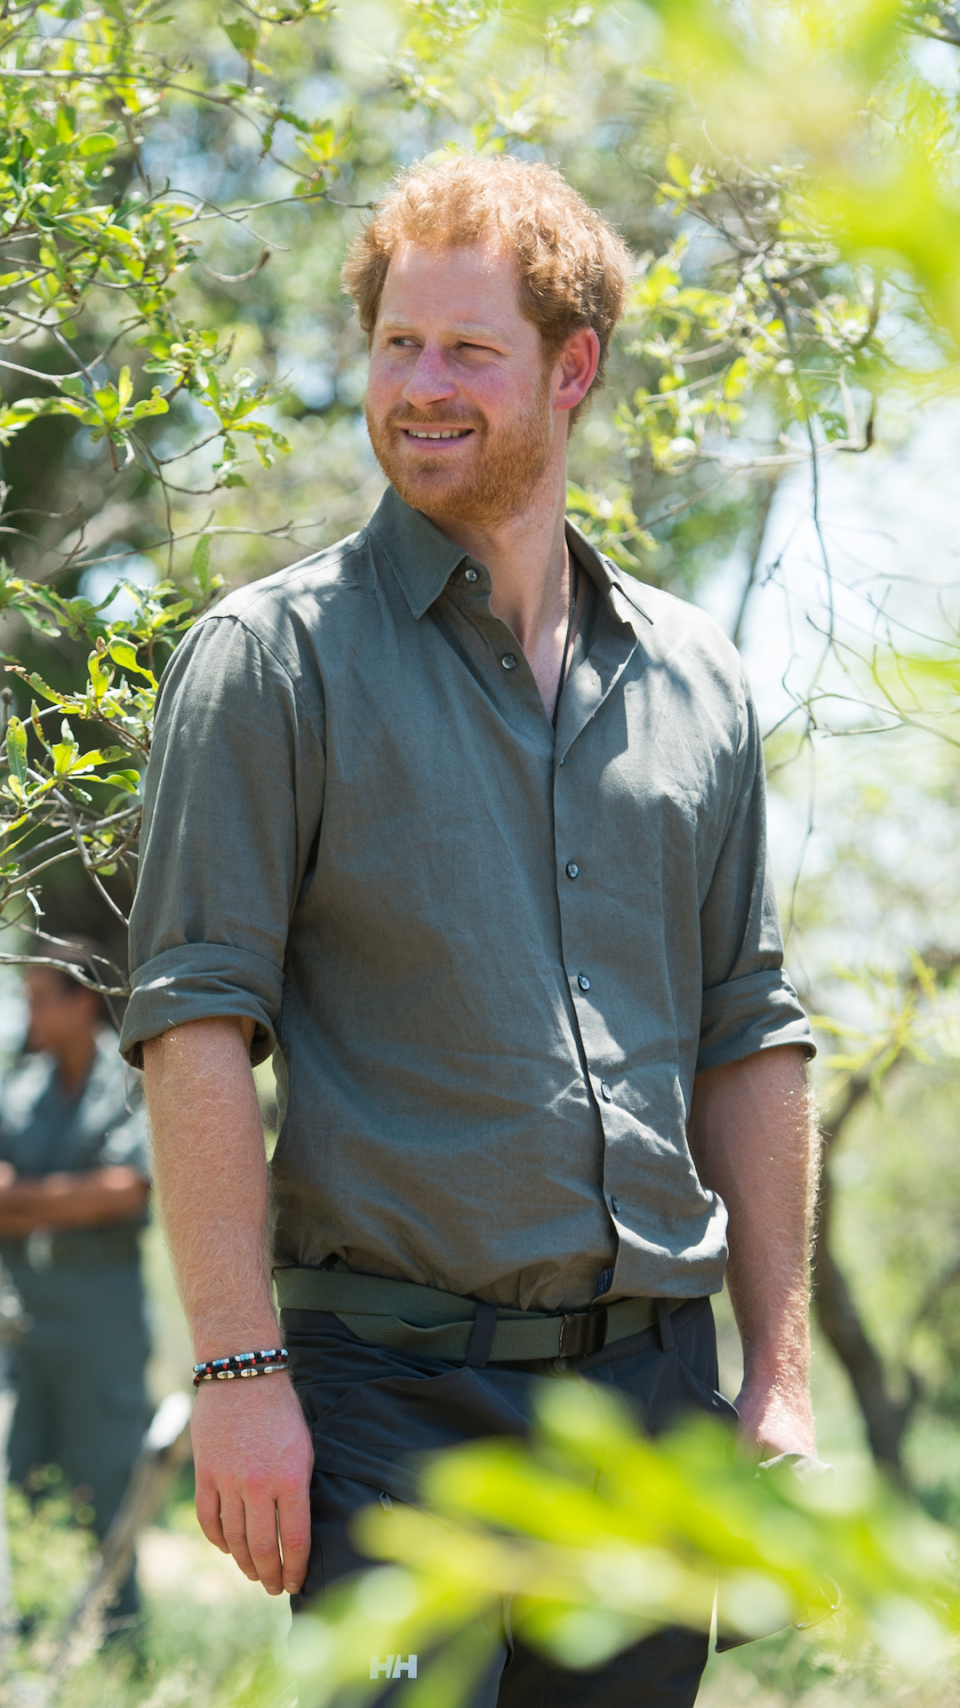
[219,1492,261,1582]
[277,1487,313,1595]
[243,1496,285,1596]
[195,1482,230,1554]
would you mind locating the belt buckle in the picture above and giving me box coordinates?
[558,1306,608,1360]
[26,1230,54,1273]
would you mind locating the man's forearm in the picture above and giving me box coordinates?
[0,1167,148,1236]
[688,1044,820,1454]
[142,1016,278,1356]
[142,1016,313,1598]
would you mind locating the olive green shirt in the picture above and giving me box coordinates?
[120,485,813,1312]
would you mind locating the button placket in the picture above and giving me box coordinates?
[555,712,629,1264]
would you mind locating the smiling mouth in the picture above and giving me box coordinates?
[401,427,474,441]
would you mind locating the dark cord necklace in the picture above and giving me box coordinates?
[551,556,581,730]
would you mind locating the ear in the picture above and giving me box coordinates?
[552,327,601,415]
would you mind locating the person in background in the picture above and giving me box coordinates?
[0,941,150,1630]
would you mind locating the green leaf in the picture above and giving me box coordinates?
[17,605,62,637]
[5,716,27,787]
[103,770,140,794]
[107,639,154,680]
[25,673,68,707]
[78,133,116,158]
[52,740,80,775]
[223,16,260,56]
[129,390,169,421]
[87,648,112,704]
[190,533,212,590]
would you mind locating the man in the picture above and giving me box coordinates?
[121,155,817,1705]
[0,943,150,1627]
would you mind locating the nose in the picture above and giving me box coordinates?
[402,343,458,411]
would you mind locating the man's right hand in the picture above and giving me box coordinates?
[192,1372,314,1596]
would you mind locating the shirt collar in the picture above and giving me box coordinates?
[365,486,473,619]
[564,519,654,639]
[366,483,654,637]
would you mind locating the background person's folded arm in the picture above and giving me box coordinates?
[0,1163,149,1234]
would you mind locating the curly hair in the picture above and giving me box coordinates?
[341,154,631,418]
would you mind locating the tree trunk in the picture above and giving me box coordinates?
[811,1077,917,1477]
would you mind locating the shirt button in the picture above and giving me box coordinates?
[464,568,479,583]
[610,1196,621,1214]
[600,1081,612,1101]
[566,862,579,879]
[577,974,591,992]
[501,653,517,670]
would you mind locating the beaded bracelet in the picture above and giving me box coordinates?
[192,1347,289,1389]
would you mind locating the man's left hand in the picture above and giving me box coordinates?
[735,1374,817,1459]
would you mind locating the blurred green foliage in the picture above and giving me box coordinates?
[6,1396,960,1708]
[6,1472,97,1635]
[290,1383,960,1705]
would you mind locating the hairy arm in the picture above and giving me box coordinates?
[0,1165,148,1235]
[688,1043,820,1457]
[142,1016,313,1596]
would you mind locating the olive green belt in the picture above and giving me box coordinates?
[274,1265,684,1364]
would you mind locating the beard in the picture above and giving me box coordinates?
[366,369,555,528]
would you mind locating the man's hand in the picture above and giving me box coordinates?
[192,1372,314,1596]
[735,1372,817,1460]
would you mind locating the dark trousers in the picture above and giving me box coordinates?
[7,1262,149,1623]
[284,1295,736,1707]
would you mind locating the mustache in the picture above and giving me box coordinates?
[383,403,486,432]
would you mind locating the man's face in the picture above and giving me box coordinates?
[365,240,559,526]
[25,968,98,1057]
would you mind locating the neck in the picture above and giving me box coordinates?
[56,1034,97,1097]
[422,444,571,658]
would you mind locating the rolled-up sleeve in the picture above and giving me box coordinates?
[696,672,814,1073]
[119,614,326,1069]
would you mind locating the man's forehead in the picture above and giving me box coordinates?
[377,240,526,334]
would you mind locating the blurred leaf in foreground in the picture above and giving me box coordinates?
[291,1381,960,1706]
